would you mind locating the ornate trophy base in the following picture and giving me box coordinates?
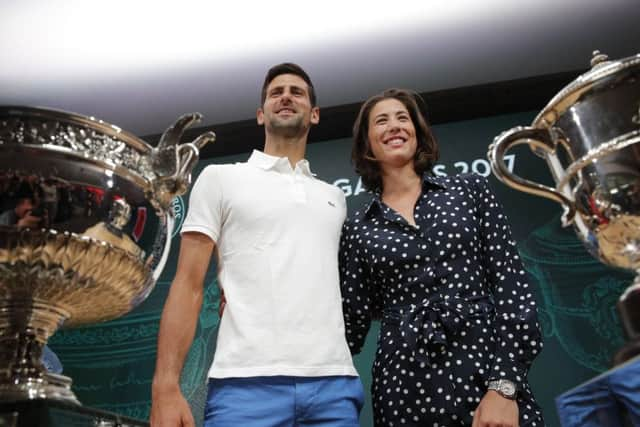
[0,300,78,405]
[0,399,149,427]
[0,372,77,405]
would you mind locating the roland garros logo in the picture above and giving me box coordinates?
[171,196,186,238]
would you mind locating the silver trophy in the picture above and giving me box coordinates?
[0,106,215,403]
[488,51,640,362]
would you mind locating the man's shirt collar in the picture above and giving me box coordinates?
[248,150,314,177]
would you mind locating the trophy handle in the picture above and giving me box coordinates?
[147,116,215,210]
[488,126,576,226]
[174,132,215,184]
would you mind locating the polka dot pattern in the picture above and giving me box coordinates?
[340,173,545,426]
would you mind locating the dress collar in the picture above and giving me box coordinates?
[362,173,448,218]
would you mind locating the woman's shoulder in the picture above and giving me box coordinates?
[422,172,488,188]
[344,210,365,226]
[441,173,490,193]
[342,203,373,234]
[345,194,380,223]
[449,172,488,185]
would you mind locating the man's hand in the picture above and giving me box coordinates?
[151,233,213,427]
[472,390,519,427]
[150,384,195,427]
[17,213,41,228]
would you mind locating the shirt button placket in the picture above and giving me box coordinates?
[292,170,307,204]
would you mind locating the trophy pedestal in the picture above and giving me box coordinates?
[0,400,148,427]
[0,372,77,405]
[0,308,78,404]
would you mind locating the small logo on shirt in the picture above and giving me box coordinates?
[328,201,336,207]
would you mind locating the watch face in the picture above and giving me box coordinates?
[502,381,516,396]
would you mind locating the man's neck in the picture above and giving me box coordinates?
[263,134,308,167]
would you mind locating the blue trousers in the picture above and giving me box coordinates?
[556,356,640,426]
[204,376,364,427]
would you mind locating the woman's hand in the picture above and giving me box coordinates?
[472,390,519,427]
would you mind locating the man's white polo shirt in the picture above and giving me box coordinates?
[181,150,357,378]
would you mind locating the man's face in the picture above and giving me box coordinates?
[15,198,34,218]
[257,74,319,138]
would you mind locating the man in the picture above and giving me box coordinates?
[151,63,363,427]
[0,191,42,228]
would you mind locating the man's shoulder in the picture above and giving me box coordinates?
[310,176,346,198]
[197,162,249,180]
[0,209,15,224]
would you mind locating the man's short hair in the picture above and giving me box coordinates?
[14,182,34,201]
[260,63,316,107]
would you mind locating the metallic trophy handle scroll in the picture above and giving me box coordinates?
[487,51,640,362]
[0,107,215,403]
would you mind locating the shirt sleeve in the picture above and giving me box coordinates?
[181,165,223,244]
[339,216,382,355]
[469,174,544,388]
[0,211,11,226]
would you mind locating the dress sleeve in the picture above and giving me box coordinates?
[339,217,382,355]
[470,174,544,387]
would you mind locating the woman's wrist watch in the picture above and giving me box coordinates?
[487,379,517,400]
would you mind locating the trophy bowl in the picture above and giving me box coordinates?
[487,51,640,361]
[0,106,215,403]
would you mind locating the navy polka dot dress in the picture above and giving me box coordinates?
[340,173,545,426]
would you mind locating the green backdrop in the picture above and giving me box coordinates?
[49,110,632,426]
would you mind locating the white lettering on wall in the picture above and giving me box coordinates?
[333,155,516,198]
[334,177,367,198]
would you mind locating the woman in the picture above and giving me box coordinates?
[340,88,545,426]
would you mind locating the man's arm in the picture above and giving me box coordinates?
[150,232,215,427]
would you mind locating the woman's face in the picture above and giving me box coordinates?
[367,98,417,170]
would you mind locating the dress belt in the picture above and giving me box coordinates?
[382,294,494,363]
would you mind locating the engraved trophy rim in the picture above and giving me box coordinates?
[532,52,640,128]
[0,105,157,189]
[0,105,153,154]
